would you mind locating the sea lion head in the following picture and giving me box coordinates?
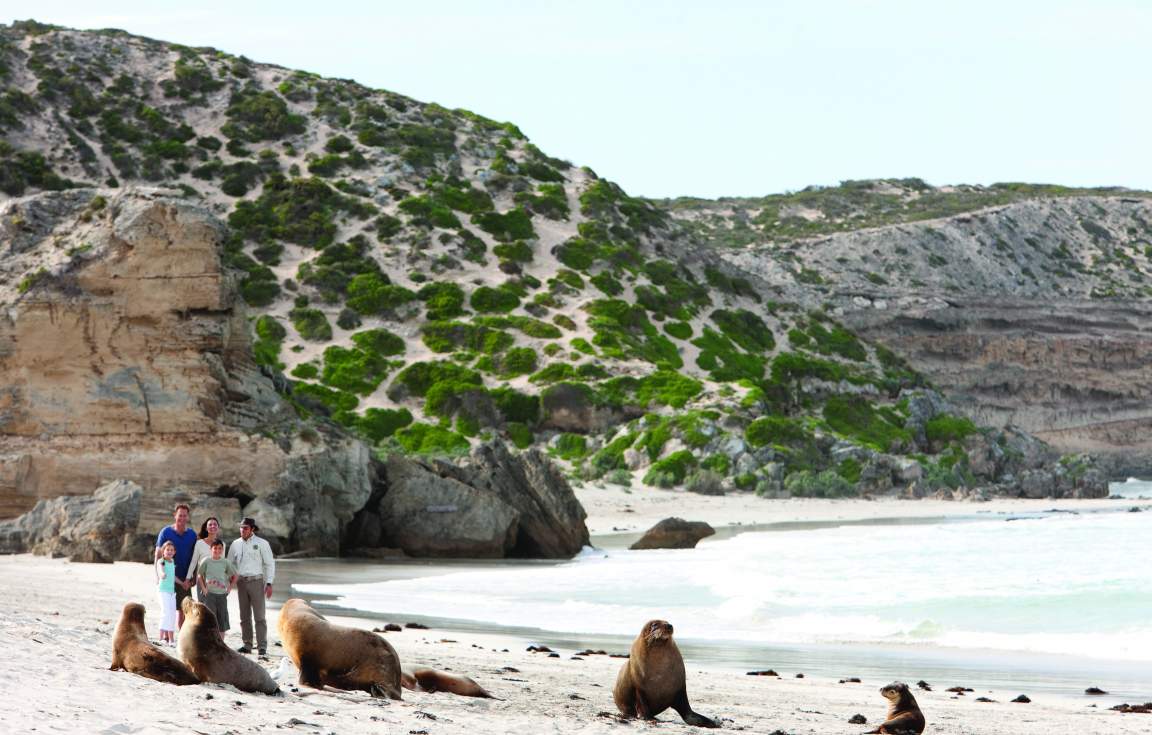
[641,619,674,646]
[880,681,911,702]
[121,602,146,627]
[181,597,219,631]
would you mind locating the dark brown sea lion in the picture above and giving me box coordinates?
[278,598,495,699]
[613,619,718,728]
[865,681,926,734]
[109,602,199,685]
[178,598,279,694]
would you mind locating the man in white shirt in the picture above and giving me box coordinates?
[227,517,275,657]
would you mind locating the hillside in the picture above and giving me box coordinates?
[0,21,1107,503]
[665,180,1152,474]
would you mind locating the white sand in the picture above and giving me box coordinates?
[1,493,1149,734]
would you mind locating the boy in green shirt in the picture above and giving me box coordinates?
[196,539,237,640]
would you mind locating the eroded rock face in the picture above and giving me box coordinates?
[0,189,372,554]
[629,517,716,550]
[0,479,142,563]
[346,441,589,558]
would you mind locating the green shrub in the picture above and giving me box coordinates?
[710,309,775,353]
[297,235,383,296]
[472,207,535,242]
[701,453,731,474]
[482,346,537,376]
[584,299,682,368]
[471,285,521,313]
[351,328,405,356]
[346,273,416,315]
[229,175,373,249]
[392,423,470,456]
[390,360,483,399]
[590,271,623,295]
[473,315,562,339]
[571,337,595,355]
[325,134,354,153]
[418,282,466,320]
[746,416,809,448]
[806,322,866,361]
[321,344,393,394]
[836,458,862,483]
[493,240,534,262]
[665,321,693,340]
[399,195,461,229]
[223,90,306,141]
[506,422,534,448]
[291,363,319,379]
[514,183,570,220]
[352,408,413,442]
[925,414,978,444]
[642,450,697,488]
[290,307,332,341]
[784,470,856,498]
[292,381,359,414]
[422,321,513,354]
[530,362,578,384]
[692,328,765,382]
[822,395,911,451]
[252,315,286,368]
[552,433,588,460]
[589,431,638,473]
[491,387,540,425]
[598,371,702,409]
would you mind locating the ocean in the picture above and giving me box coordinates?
[286,481,1152,700]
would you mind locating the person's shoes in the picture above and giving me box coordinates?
[258,648,268,660]
[236,645,252,654]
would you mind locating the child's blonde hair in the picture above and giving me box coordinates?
[159,541,176,553]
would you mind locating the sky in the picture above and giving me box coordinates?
[5,1,1152,199]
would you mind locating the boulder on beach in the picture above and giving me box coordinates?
[628,517,715,550]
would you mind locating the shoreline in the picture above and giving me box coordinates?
[2,493,1150,733]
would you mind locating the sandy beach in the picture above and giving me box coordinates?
[2,489,1149,734]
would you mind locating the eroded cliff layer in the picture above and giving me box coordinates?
[715,194,1152,473]
[0,188,373,551]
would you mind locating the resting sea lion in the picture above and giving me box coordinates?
[278,598,495,699]
[865,681,926,734]
[402,666,496,699]
[109,602,199,685]
[178,597,279,694]
[613,619,718,728]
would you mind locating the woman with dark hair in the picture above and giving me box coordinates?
[184,516,223,602]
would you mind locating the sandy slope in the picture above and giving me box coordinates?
[1,494,1149,734]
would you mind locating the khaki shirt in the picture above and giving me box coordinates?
[227,534,275,584]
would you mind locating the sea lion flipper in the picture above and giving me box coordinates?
[297,659,324,689]
[672,688,719,728]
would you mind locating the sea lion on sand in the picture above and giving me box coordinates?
[865,681,926,734]
[613,620,718,728]
[402,666,496,699]
[109,602,199,685]
[178,598,279,694]
[278,598,495,699]
[278,598,403,699]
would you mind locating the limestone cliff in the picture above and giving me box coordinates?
[704,191,1152,475]
[0,187,374,553]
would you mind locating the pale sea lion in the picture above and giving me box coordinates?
[278,598,495,699]
[613,619,718,728]
[865,681,926,734]
[109,602,199,685]
[178,597,279,694]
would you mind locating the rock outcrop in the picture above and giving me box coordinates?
[345,442,589,558]
[629,518,716,550]
[0,189,374,554]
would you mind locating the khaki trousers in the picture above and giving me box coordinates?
[236,576,267,648]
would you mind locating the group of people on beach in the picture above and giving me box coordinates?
[153,504,277,656]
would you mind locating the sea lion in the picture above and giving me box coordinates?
[865,681,926,734]
[402,666,496,699]
[109,602,199,685]
[613,619,718,728]
[278,598,495,699]
[178,597,279,695]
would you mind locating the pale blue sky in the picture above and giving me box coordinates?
[5,2,1151,198]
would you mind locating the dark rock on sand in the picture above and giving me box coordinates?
[1085,687,1108,695]
[747,670,779,676]
[628,517,716,550]
[917,680,932,691]
[1110,702,1152,713]
[848,714,867,724]
[1012,695,1031,703]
